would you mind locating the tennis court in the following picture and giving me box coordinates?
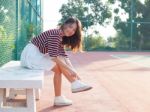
[111,53,150,68]
[35,51,150,112]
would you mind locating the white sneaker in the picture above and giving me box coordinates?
[71,80,92,93]
[54,95,72,106]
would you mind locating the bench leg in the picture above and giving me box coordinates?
[35,89,41,100]
[5,88,10,98]
[26,89,36,112]
[0,88,36,112]
[0,89,5,108]
[8,88,17,99]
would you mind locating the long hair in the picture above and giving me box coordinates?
[60,17,83,53]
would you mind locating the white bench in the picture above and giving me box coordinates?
[0,61,44,112]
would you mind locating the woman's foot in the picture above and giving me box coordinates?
[54,95,72,106]
[71,80,93,93]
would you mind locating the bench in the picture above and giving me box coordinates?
[0,61,44,112]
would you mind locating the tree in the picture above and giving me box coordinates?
[59,0,112,30]
[108,0,150,50]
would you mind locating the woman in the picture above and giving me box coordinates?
[20,17,92,106]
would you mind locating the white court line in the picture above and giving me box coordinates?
[110,54,150,68]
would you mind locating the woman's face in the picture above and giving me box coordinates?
[63,23,77,37]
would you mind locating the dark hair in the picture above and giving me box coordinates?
[60,17,83,53]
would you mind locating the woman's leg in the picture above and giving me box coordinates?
[52,63,92,94]
[52,64,73,106]
[52,63,77,96]
[52,64,62,96]
[52,64,76,83]
[58,66,77,83]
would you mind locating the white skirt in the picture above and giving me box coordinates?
[20,42,56,72]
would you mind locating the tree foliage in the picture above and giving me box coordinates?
[108,0,150,50]
[59,0,112,29]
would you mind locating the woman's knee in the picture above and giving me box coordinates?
[52,64,61,74]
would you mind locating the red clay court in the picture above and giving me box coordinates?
[33,51,150,112]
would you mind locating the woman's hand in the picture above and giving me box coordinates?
[64,57,81,80]
[51,56,81,80]
[67,67,81,80]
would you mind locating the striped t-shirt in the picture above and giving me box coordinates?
[30,28,68,58]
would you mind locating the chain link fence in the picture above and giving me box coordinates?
[0,0,43,66]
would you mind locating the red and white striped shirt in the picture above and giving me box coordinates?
[30,28,68,58]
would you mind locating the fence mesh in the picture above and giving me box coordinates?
[0,0,43,66]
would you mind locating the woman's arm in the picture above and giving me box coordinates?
[64,57,77,73]
[64,57,81,80]
[51,57,76,74]
[51,56,81,79]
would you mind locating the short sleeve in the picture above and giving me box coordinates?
[47,35,61,57]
